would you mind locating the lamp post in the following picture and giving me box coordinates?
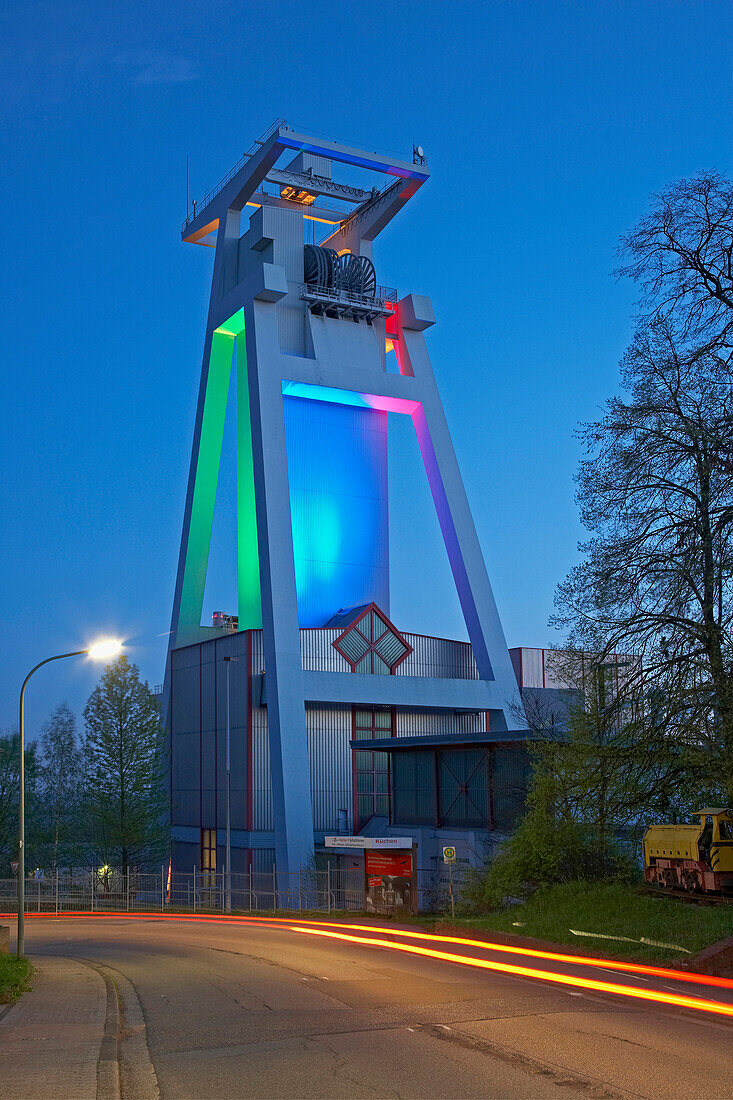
[17,638,122,958]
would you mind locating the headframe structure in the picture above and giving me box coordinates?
[167,121,525,874]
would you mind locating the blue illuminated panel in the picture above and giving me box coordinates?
[283,396,389,626]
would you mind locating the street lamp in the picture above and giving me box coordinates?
[17,638,122,957]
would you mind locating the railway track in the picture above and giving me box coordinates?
[637,883,733,907]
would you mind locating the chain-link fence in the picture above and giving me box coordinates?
[0,865,365,916]
[418,863,471,913]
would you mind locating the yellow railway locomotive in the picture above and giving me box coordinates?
[643,808,733,894]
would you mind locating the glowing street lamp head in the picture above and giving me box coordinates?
[87,639,123,661]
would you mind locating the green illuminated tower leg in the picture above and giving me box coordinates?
[235,319,262,629]
[175,327,234,645]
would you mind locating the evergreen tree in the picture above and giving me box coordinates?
[38,703,83,872]
[83,657,167,873]
[0,731,41,874]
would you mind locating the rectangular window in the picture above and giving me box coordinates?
[352,707,393,829]
[201,828,216,872]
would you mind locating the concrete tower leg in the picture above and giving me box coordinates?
[244,298,315,875]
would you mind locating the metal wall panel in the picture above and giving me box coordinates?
[399,634,478,679]
[395,710,486,737]
[249,703,353,833]
[515,648,544,689]
[300,628,350,672]
[171,732,200,827]
[300,628,479,678]
[306,704,352,832]
[250,630,264,674]
[252,848,276,873]
[251,704,273,831]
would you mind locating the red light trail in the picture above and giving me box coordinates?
[6,911,732,1019]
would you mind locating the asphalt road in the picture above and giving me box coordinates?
[21,914,733,1099]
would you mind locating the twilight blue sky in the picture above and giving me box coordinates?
[0,0,730,738]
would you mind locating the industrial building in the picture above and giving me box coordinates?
[165,123,549,890]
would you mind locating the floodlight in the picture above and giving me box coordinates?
[87,639,123,661]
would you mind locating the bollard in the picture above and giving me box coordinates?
[0,925,9,955]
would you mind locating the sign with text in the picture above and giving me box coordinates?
[443,846,456,863]
[364,849,415,916]
[324,836,412,850]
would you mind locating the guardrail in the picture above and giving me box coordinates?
[300,283,398,319]
[182,118,286,232]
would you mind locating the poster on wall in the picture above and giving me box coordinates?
[364,849,415,915]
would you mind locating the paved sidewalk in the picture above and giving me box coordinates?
[0,955,108,1100]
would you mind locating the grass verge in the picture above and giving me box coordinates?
[422,882,733,963]
[0,955,32,1005]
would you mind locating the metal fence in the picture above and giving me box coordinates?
[0,866,365,916]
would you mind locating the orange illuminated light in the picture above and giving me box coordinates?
[9,911,733,1001]
[290,926,733,1019]
[310,923,733,991]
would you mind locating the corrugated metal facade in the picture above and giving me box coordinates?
[251,699,272,831]
[394,710,486,736]
[306,705,353,832]
[299,628,478,679]
[510,646,639,693]
[171,625,512,869]
[399,635,478,680]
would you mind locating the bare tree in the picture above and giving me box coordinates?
[555,172,733,803]
[617,170,733,359]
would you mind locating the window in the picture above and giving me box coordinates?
[201,828,216,873]
[334,604,412,674]
[352,707,393,828]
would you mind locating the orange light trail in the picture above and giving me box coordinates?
[290,926,733,1019]
[304,922,733,992]
[7,911,733,1006]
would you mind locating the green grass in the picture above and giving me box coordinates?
[0,955,32,1004]
[423,882,733,964]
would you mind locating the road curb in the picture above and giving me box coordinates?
[69,959,120,1100]
[90,963,121,1100]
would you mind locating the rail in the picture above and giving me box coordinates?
[182,118,286,232]
[300,283,397,319]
